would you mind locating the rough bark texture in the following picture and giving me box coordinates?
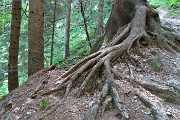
[8,0,22,92]
[50,0,57,65]
[64,0,72,58]
[91,0,147,53]
[28,0,44,76]
[80,0,92,48]
[97,0,104,35]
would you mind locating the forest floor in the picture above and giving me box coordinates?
[0,8,180,120]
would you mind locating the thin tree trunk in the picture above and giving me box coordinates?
[8,0,22,92]
[50,0,57,65]
[80,0,92,48]
[97,0,104,35]
[28,0,44,76]
[64,0,72,58]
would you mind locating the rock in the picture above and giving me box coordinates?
[26,111,32,116]
[166,111,172,117]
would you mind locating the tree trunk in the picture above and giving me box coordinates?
[28,0,44,76]
[97,0,104,35]
[8,0,22,92]
[64,0,72,58]
[50,0,57,65]
[80,0,92,48]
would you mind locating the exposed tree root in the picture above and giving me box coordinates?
[136,79,178,97]
[136,78,180,104]
[42,3,179,120]
[101,96,112,115]
[136,87,169,120]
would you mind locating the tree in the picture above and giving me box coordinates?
[50,0,57,65]
[97,0,104,35]
[80,0,92,48]
[64,0,72,58]
[8,0,22,92]
[39,0,180,119]
[28,0,44,76]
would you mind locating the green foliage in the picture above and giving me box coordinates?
[148,0,180,6]
[147,56,162,72]
[0,94,6,101]
[0,80,8,99]
[37,98,50,111]
[169,7,180,17]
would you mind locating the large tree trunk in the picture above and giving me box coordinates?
[44,0,180,119]
[28,0,44,76]
[8,0,22,92]
[91,0,148,53]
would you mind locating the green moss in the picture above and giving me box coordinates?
[37,98,50,111]
[147,56,162,72]
[150,108,157,118]
[164,95,176,103]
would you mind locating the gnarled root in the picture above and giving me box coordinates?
[42,4,179,120]
[136,87,169,120]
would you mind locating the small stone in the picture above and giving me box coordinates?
[142,109,151,115]
[88,101,95,107]
[166,111,172,117]
[133,96,137,99]
[26,111,31,116]
[137,69,142,72]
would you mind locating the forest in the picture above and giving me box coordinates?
[0,0,180,119]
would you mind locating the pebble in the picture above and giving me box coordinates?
[166,111,172,117]
[26,111,32,116]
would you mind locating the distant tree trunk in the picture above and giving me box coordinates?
[80,0,92,48]
[64,0,72,58]
[97,0,104,35]
[8,0,22,92]
[28,0,44,76]
[50,0,57,65]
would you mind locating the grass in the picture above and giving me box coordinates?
[147,56,162,72]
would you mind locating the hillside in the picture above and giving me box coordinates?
[0,7,180,120]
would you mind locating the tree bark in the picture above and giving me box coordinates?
[97,0,104,35]
[80,0,92,48]
[28,0,44,76]
[50,0,57,65]
[64,0,72,58]
[8,0,22,92]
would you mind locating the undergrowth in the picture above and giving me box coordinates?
[37,98,50,111]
